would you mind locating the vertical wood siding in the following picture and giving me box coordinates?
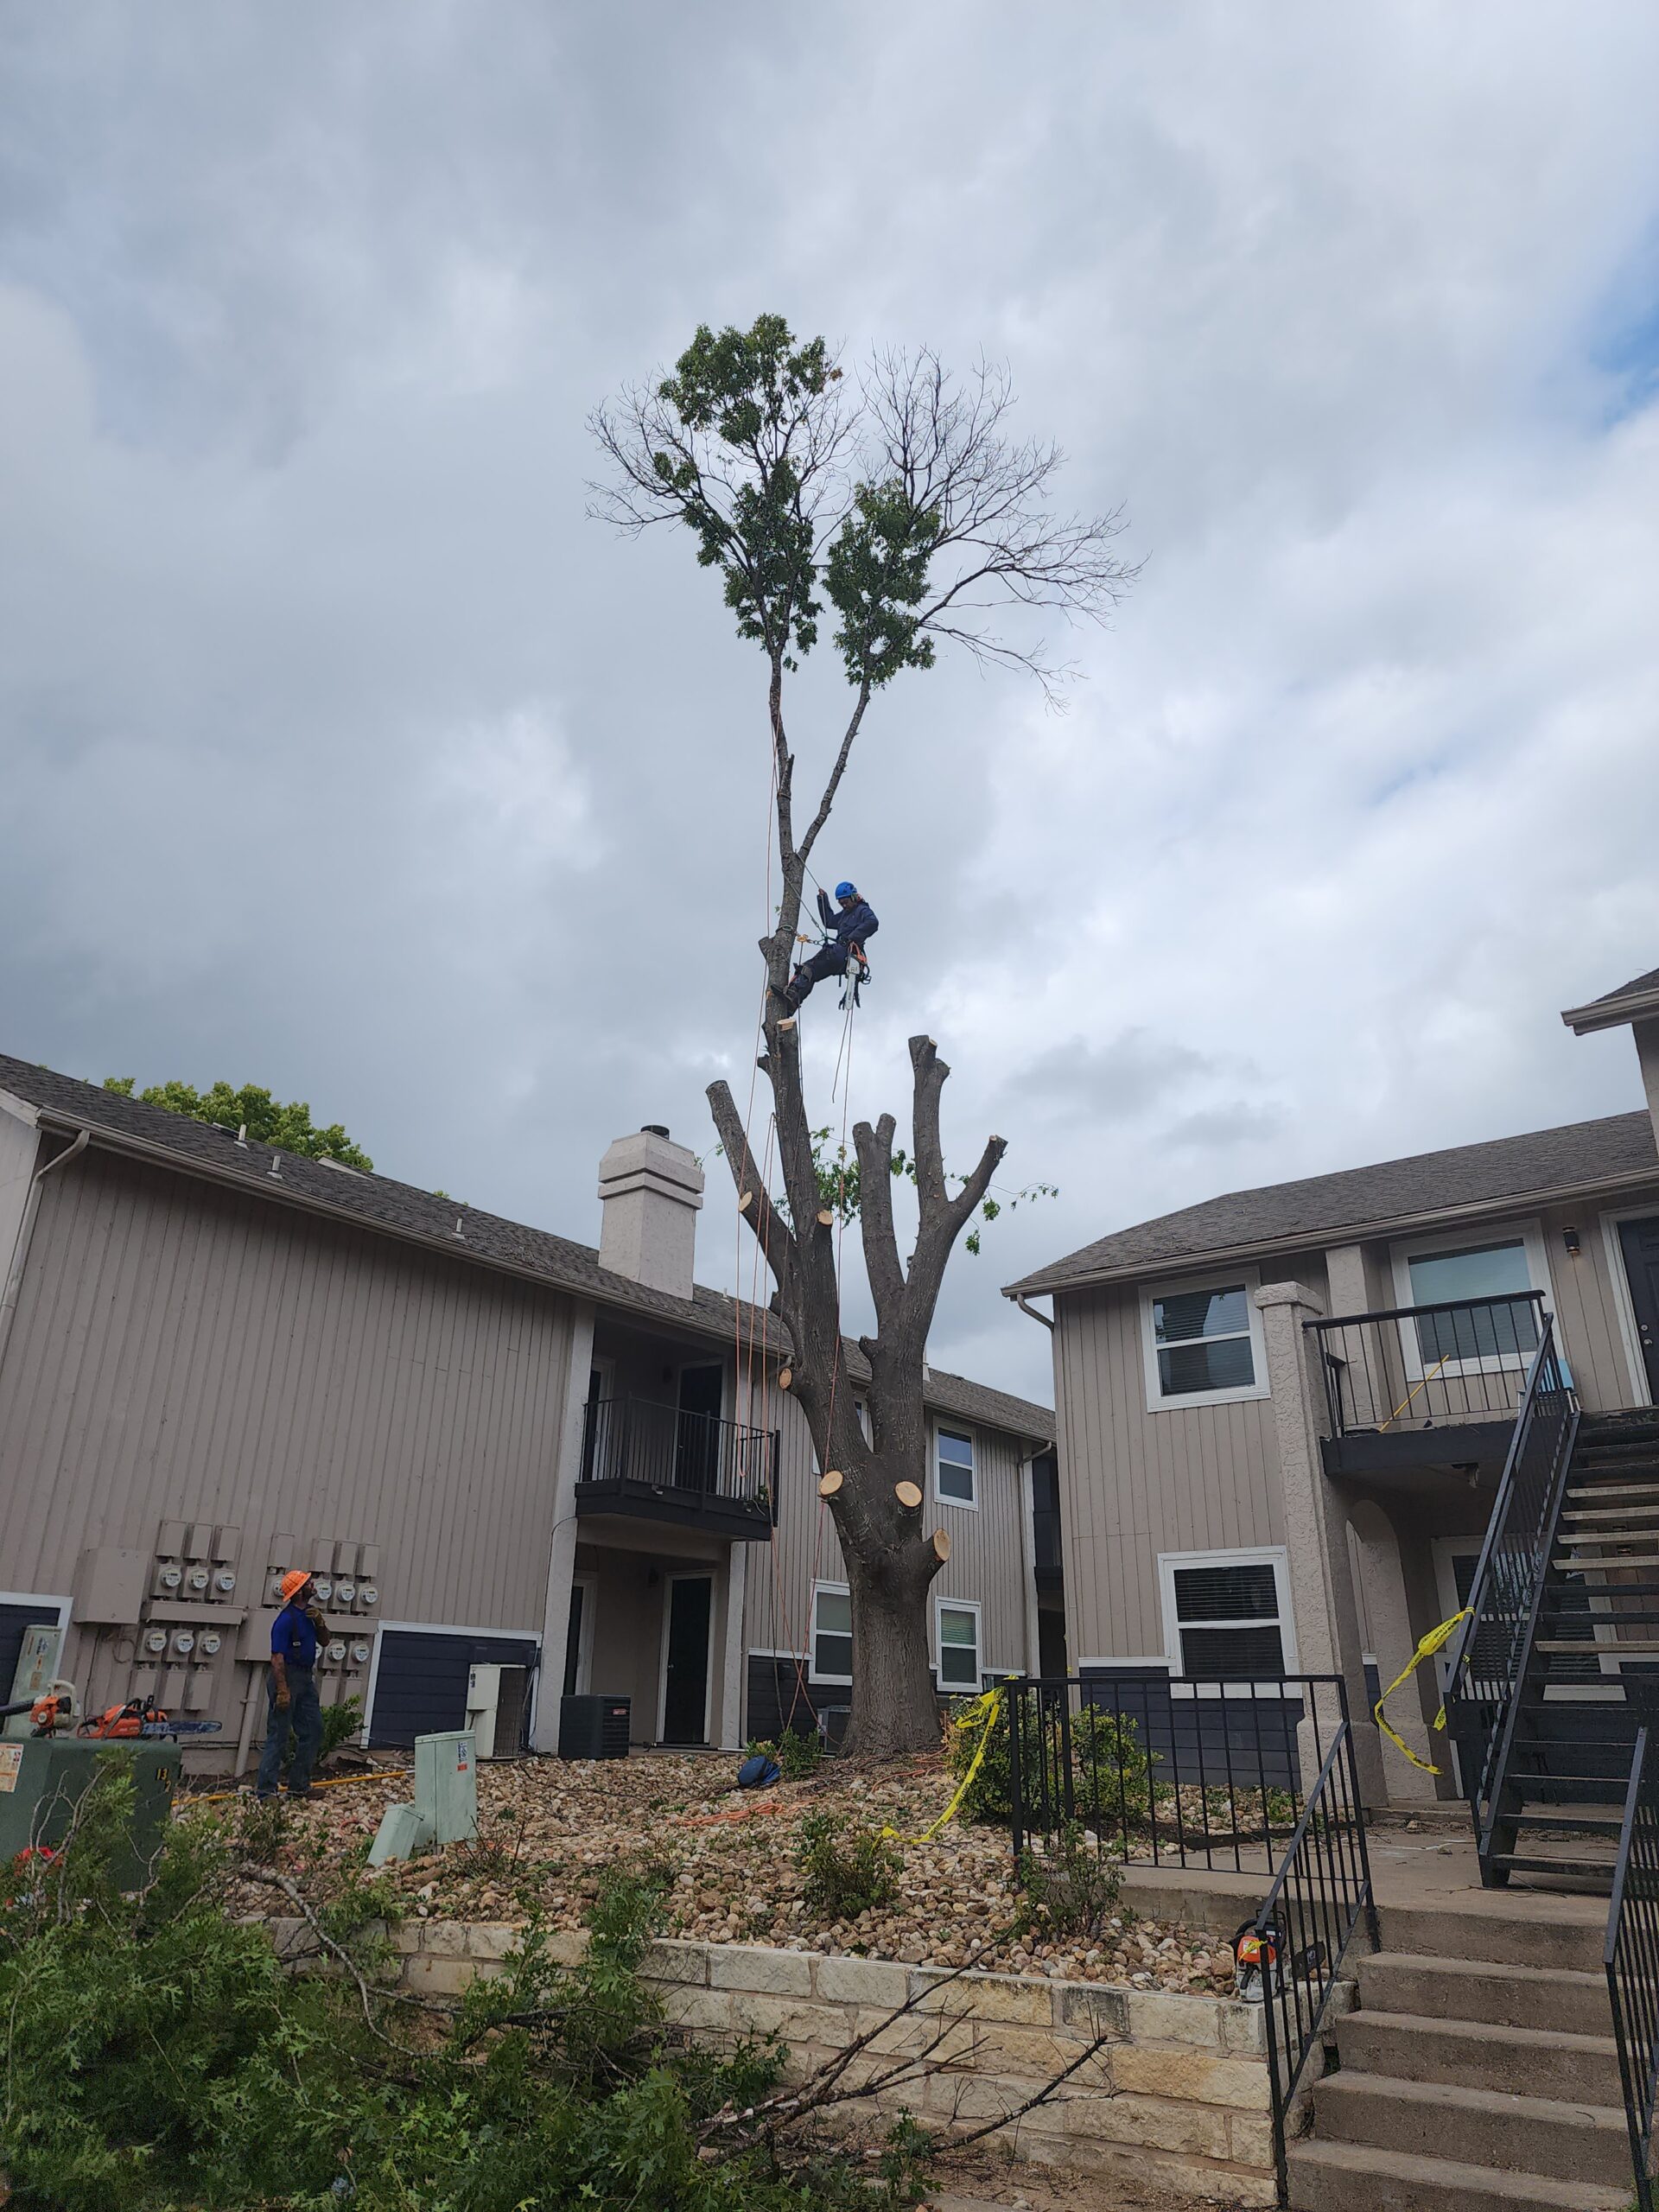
[0,1152,575,1641]
[1054,1281,1291,1664]
[741,1395,1037,1678]
[0,1106,40,1273]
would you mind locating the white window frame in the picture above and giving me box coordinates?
[1140,1268,1270,1414]
[933,1422,978,1510]
[1600,1204,1659,1409]
[934,1596,983,1694]
[1389,1219,1554,1386]
[809,1580,853,1687]
[1158,1547,1297,1693]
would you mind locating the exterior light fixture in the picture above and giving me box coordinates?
[1563,1225,1582,1256]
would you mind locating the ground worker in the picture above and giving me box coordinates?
[255,1568,325,1799]
[775,881,879,1025]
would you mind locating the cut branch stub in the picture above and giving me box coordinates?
[778,1366,793,1391]
[816,1207,836,1227]
[739,1191,754,1212]
[894,1480,923,1510]
[818,1469,844,1497]
[931,1528,950,1562]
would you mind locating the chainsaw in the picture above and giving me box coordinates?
[78,1694,222,1740]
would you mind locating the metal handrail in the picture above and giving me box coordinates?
[1606,1726,1659,2212]
[1253,1714,1378,2207]
[1313,1289,1546,1332]
[1306,1292,1548,1440]
[579,1395,779,1514]
[1439,1314,1580,1877]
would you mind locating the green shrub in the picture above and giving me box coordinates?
[1014,1821,1122,1943]
[796,1811,901,1921]
[744,1728,822,1782]
[276,1689,363,1779]
[945,1690,1152,1828]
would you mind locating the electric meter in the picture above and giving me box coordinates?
[360,1585,378,1606]
[350,1642,371,1665]
[158,1564,182,1590]
[174,1630,196,1656]
[327,1640,346,1663]
[200,1630,222,1656]
[337,1580,357,1604]
[215,1569,236,1594]
[187,1566,210,1591]
[314,1578,334,1602]
[144,1628,168,1654]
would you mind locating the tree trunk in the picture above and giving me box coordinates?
[848,1541,944,1753]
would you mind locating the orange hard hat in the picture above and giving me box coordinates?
[278,1569,314,1602]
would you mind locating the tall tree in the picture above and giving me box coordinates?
[592,317,1132,1755]
[102,1077,373,1172]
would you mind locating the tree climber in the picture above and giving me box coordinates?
[775,881,879,1027]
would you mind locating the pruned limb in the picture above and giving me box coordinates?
[236,1862,404,2047]
[933,2029,1117,2153]
[852,1110,906,1320]
[706,1079,797,1287]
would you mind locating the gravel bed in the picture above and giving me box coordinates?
[196,1751,1241,1997]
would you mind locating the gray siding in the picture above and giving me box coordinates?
[0,1149,577,1738]
[1052,1268,1321,1665]
[741,1394,1035,1680]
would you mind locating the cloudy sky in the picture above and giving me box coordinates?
[3,4,1657,1402]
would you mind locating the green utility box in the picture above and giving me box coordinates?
[0,1739,182,1886]
[413,1730,477,1846]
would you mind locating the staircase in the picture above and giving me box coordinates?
[1288,1894,1628,2210]
[1483,1408,1659,1886]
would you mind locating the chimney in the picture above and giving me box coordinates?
[597,1125,704,1300]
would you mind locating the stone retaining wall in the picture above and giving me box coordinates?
[373,1922,1275,2204]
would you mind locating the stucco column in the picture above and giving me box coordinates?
[717,1543,748,1751]
[533,1300,596,1753]
[1255,1281,1389,1808]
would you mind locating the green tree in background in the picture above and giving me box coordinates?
[101,1076,373,1172]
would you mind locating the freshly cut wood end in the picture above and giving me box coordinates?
[816,1208,836,1227]
[778,1366,793,1391]
[894,1479,923,1510]
[932,1528,950,1562]
[738,1191,753,1211]
[818,1469,843,1497]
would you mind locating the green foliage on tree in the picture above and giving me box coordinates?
[0,1769,931,2211]
[795,1127,1056,1257]
[101,1075,373,1172]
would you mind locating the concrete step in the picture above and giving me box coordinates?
[1334,2006,1622,2101]
[1309,2071,1629,2187]
[1356,1951,1611,2036]
[1375,1902,1605,1973]
[1287,2139,1630,2211]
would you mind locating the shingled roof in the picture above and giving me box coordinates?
[1562,963,1659,1034]
[1005,1110,1659,1300]
[0,1052,1052,1444]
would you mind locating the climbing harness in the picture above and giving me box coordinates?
[1372,1606,1471,1775]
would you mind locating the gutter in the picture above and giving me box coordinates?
[0,1127,91,1378]
[1002,1159,1659,1304]
[1562,990,1659,1036]
[26,1108,743,1348]
[1012,1291,1054,1332]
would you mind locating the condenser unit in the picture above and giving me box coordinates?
[558,1694,630,1760]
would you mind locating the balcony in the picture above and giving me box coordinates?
[1306,1292,1547,1479]
[575,1395,779,1541]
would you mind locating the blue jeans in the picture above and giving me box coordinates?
[255,1669,322,1796]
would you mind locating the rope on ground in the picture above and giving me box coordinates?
[1373,1608,1471,1775]
[189,1766,410,1807]
[881,1685,1007,1847]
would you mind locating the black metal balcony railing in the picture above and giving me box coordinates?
[1306,1292,1547,1440]
[580,1395,779,1517]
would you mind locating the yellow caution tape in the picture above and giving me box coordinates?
[884,1683,1007,1846]
[1373,1610,1471,1775]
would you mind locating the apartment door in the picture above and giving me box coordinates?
[1618,1215,1659,1402]
[660,1574,713,1745]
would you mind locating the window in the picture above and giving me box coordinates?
[936,1600,982,1692]
[935,1427,976,1507]
[810,1583,852,1684]
[1140,1272,1268,1410]
[1392,1225,1549,1374]
[1160,1549,1294,1681]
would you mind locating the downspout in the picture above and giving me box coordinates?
[0,1127,90,1378]
[1013,1292,1054,1332]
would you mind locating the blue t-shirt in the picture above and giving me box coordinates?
[271,1602,318,1671]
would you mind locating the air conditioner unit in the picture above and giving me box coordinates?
[466,1663,531,1759]
[558,1694,630,1760]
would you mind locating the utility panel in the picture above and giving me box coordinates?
[413,1731,476,1845]
[74,1548,150,1627]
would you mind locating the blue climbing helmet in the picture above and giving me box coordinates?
[835,881,857,900]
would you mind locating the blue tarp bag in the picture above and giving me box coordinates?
[736,1753,781,1789]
